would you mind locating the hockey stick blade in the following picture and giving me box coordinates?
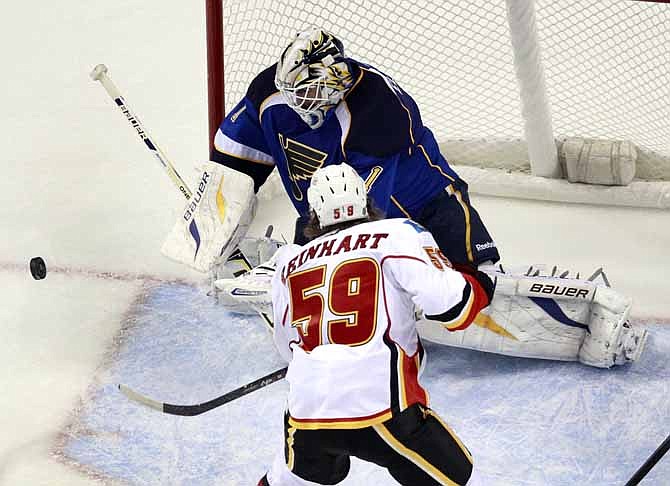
[625,431,670,486]
[118,367,287,416]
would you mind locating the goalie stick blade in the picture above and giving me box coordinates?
[118,367,288,417]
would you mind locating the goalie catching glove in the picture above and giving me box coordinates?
[213,244,297,315]
[161,162,256,272]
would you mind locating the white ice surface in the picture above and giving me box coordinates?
[1,1,669,485]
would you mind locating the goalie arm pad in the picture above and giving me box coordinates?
[210,134,275,193]
[161,162,256,272]
[211,98,276,193]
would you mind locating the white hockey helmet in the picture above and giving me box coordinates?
[307,163,368,228]
[275,29,354,129]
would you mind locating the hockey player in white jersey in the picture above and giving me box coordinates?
[258,164,494,486]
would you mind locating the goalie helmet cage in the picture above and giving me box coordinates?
[205,0,670,209]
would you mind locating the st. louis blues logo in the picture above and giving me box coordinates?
[278,134,328,200]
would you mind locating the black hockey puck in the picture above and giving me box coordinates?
[30,257,47,280]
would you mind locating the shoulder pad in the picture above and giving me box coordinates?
[246,64,280,113]
[403,219,428,233]
[342,65,416,157]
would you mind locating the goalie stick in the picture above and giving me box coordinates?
[119,366,287,416]
[93,64,282,411]
[90,64,192,200]
[91,63,274,330]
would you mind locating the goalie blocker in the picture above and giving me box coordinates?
[162,162,256,272]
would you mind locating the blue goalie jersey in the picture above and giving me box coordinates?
[211,60,463,219]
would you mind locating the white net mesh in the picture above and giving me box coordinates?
[220,0,669,179]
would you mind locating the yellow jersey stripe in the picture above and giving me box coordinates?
[426,410,474,464]
[417,144,456,183]
[288,411,393,430]
[443,284,475,331]
[390,195,412,218]
[373,423,461,486]
[447,187,474,262]
[397,344,408,410]
[286,421,297,470]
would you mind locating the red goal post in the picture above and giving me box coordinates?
[205,0,670,208]
[206,0,224,156]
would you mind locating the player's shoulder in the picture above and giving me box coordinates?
[245,63,280,112]
[274,243,302,268]
[347,62,394,93]
[341,61,417,156]
[353,218,427,242]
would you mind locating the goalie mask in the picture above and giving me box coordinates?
[275,29,354,129]
[307,163,367,228]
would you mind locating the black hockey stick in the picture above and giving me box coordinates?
[624,431,670,486]
[119,366,287,416]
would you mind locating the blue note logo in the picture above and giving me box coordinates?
[278,133,328,201]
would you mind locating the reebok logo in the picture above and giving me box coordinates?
[475,241,496,251]
[230,105,246,123]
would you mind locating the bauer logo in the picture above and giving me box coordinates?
[183,171,211,221]
[529,283,589,298]
[518,278,595,301]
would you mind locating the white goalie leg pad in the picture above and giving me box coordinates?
[417,266,647,367]
[578,287,647,368]
[417,272,590,362]
[161,162,256,272]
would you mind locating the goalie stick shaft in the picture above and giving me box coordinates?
[90,64,192,200]
[119,366,287,416]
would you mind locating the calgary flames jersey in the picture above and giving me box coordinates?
[271,218,490,430]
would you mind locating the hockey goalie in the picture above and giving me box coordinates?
[161,28,648,369]
[160,160,647,369]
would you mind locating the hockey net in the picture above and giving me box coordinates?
[207,0,670,208]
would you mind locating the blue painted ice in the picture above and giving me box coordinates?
[62,282,670,485]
